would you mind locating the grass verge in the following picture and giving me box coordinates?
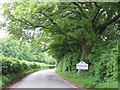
[1,68,48,89]
[56,71,118,88]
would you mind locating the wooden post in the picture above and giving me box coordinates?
[78,69,80,73]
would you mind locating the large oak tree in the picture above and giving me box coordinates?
[2,2,120,63]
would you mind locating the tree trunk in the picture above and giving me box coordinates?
[80,43,91,63]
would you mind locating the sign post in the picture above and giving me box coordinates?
[76,61,88,73]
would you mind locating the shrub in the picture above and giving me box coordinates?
[56,53,80,73]
[1,56,48,75]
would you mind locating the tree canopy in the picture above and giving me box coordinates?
[0,37,55,64]
[2,2,120,62]
[1,2,120,84]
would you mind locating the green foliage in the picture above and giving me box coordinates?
[1,68,45,88]
[57,72,89,88]
[87,40,119,82]
[1,55,48,76]
[1,55,50,87]
[57,72,118,88]
[0,37,55,65]
[0,76,2,89]
[1,2,120,88]
[56,53,80,73]
[56,37,119,87]
[95,81,118,88]
[0,37,34,60]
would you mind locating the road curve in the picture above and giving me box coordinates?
[10,69,76,88]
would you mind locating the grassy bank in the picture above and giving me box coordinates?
[0,76,2,89]
[56,72,118,88]
[1,68,49,89]
[1,56,51,89]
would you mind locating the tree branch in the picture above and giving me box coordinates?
[97,31,116,37]
[91,8,101,30]
[97,13,120,34]
[91,8,101,23]
[72,2,89,19]
[49,18,82,43]
[40,12,82,43]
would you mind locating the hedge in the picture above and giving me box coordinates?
[1,56,48,75]
[0,55,49,88]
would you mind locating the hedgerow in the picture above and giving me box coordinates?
[56,41,119,87]
[1,55,49,87]
[56,53,80,73]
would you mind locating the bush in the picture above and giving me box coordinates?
[88,45,118,82]
[56,53,80,73]
[1,55,49,88]
[1,56,48,75]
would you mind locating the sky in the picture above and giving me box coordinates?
[0,3,8,38]
[0,30,8,38]
[0,0,12,3]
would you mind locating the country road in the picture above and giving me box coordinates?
[10,69,77,88]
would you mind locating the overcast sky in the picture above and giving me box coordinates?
[0,2,8,39]
[0,0,12,3]
[0,30,8,38]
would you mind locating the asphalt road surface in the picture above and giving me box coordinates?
[11,69,77,88]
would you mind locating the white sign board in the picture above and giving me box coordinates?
[76,61,88,70]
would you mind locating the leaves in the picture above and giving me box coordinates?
[1,2,119,85]
[0,37,55,64]
[1,55,48,75]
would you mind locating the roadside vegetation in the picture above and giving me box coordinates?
[56,40,119,88]
[0,37,55,88]
[57,72,118,88]
[1,55,49,88]
[0,2,119,89]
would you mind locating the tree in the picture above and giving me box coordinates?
[2,2,120,63]
[0,37,35,60]
[0,37,55,64]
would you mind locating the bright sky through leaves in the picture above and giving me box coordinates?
[0,3,7,38]
[0,30,8,38]
[0,0,12,3]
